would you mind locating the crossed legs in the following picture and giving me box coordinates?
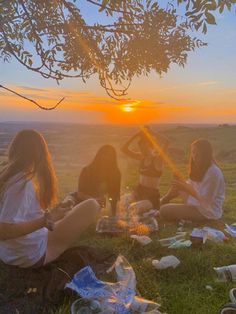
[44,199,100,264]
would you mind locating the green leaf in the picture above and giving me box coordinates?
[205,11,216,24]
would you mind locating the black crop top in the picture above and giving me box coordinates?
[139,156,162,178]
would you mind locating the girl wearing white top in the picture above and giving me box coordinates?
[160,139,225,221]
[0,129,100,268]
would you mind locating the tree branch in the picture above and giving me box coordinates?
[0,84,65,110]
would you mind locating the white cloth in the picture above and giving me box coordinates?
[0,173,48,267]
[186,164,225,219]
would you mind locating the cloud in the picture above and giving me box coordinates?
[198,81,219,86]
[19,86,48,92]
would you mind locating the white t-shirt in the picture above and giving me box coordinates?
[186,164,225,219]
[0,173,48,267]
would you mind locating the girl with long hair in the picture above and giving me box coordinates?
[76,145,121,216]
[0,129,99,268]
[160,139,225,221]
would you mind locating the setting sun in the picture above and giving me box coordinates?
[122,104,134,112]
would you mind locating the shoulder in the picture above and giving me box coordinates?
[206,164,224,181]
[5,173,30,193]
[3,174,36,205]
[207,164,223,176]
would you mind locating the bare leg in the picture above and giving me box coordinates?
[44,199,100,264]
[160,203,207,222]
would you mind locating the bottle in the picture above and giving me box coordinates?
[214,265,236,282]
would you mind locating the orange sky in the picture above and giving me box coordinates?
[1,83,236,124]
[0,7,236,124]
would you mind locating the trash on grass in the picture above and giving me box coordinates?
[168,239,192,249]
[190,228,208,247]
[205,285,214,291]
[152,256,180,270]
[203,227,227,242]
[159,234,186,247]
[225,224,236,238]
[214,264,236,282]
[130,235,152,246]
[67,255,161,314]
[190,227,227,244]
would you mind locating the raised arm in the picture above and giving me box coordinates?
[121,132,143,160]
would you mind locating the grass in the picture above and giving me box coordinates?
[1,123,236,314]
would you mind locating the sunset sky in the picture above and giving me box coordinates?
[0,3,236,124]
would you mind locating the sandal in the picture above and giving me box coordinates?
[230,288,236,304]
[219,303,236,314]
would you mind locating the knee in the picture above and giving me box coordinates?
[159,204,173,220]
[84,198,101,216]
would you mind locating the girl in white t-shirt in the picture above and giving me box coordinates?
[160,139,225,221]
[0,129,99,268]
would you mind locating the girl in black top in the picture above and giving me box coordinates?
[121,127,168,210]
[77,145,121,216]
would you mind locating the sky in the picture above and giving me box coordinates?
[0,2,236,124]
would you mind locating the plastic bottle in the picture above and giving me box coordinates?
[214,265,236,282]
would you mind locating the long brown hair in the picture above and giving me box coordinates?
[0,129,58,209]
[189,138,215,182]
[87,145,121,197]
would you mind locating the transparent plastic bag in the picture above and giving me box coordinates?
[67,255,161,314]
[130,235,152,245]
[152,256,180,270]
[158,234,186,247]
[168,240,192,249]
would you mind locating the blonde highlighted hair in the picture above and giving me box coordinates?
[0,129,58,209]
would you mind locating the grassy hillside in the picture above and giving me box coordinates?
[0,123,236,314]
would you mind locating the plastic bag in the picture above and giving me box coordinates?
[203,227,226,242]
[168,240,192,249]
[159,234,186,247]
[130,235,152,245]
[66,255,161,314]
[225,224,236,237]
[152,256,180,270]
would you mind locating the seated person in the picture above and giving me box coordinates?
[121,126,169,211]
[0,129,100,268]
[75,145,121,217]
[160,139,225,222]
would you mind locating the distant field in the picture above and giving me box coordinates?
[0,122,236,314]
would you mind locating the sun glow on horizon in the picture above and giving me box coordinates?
[122,104,134,112]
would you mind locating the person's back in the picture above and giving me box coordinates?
[0,173,48,267]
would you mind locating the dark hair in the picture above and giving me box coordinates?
[0,129,58,209]
[87,145,121,197]
[189,138,215,182]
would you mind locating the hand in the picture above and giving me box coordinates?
[48,204,70,223]
[172,179,197,198]
[60,199,74,210]
[172,178,189,190]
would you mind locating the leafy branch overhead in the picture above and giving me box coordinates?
[0,0,234,101]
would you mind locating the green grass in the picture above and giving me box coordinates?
[1,123,236,314]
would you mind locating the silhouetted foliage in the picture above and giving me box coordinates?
[0,0,234,100]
